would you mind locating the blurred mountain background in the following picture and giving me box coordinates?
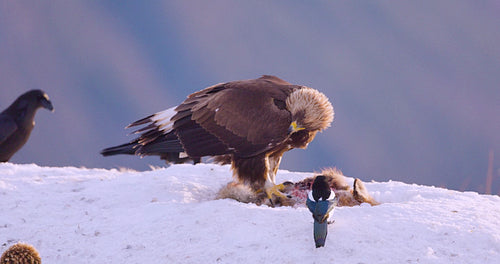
[1,1,498,194]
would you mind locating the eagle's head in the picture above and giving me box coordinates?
[286,86,334,132]
[284,87,333,149]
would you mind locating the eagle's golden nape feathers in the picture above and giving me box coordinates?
[286,87,334,132]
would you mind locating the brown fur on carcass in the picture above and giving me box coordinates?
[216,167,379,207]
[317,167,379,206]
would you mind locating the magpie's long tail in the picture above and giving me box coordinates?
[313,220,328,248]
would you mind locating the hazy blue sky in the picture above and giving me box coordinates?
[1,1,499,194]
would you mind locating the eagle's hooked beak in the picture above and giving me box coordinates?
[289,121,305,133]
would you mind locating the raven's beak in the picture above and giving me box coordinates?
[41,94,54,112]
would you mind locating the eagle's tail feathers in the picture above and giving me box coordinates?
[100,142,137,156]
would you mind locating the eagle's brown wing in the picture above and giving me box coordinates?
[172,76,297,158]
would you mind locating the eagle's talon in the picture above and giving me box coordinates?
[264,183,291,200]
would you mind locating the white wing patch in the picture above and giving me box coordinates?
[151,106,177,134]
[308,190,315,201]
[327,190,336,201]
[307,189,336,201]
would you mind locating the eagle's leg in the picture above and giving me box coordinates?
[262,155,292,203]
[232,153,291,204]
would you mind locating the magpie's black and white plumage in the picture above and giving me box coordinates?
[0,90,54,162]
[306,175,337,248]
[101,75,334,200]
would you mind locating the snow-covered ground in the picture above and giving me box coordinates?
[1,163,499,263]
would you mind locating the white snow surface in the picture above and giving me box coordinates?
[1,163,499,264]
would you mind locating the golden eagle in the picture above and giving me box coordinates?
[101,75,334,200]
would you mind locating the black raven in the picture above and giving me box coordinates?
[0,90,54,162]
